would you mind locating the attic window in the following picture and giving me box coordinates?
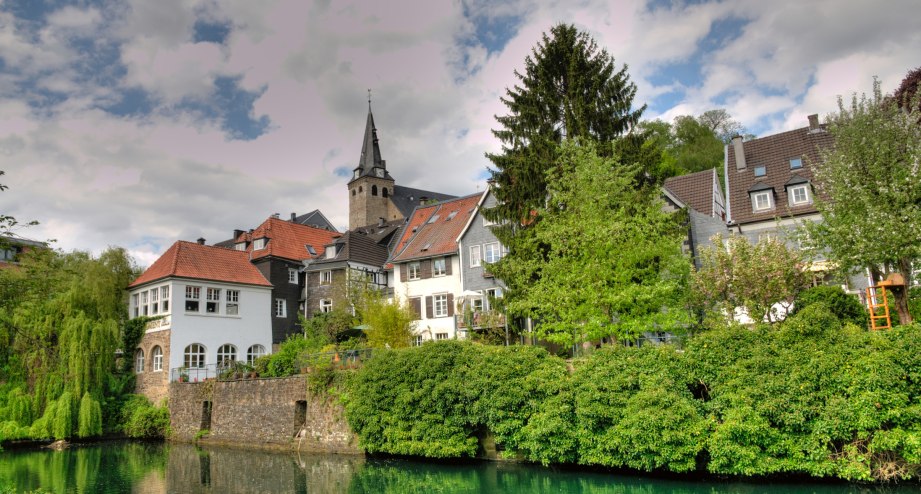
[754,166,766,177]
[421,243,432,251]
[427,214,440,224]
[253,238,267,250]
[790,158,803,169]
[446,211,458,221]
[234,242,246,251]
[305,245,316,255]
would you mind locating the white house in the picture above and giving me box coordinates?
[128,239,273,403]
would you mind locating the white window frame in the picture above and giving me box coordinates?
[433,257,446,277]
[288,268,298,284]
[135,349,145,373]
[184,343,206,369]
[320,299,333,313]
[217,344,237,367]
[132,293,139,318]
[752,191,772,212]
[435,332,448,341]
[206,288,221,314]
[253,238,267,250]
[469,245,481,268]
[408,262,421,280]
[275,298,287,318]
[484,242,502,264]
[151,346,163,372]
[433,294,448,318]
[141,291,149,316]
[161,286,169,313]
[234,242,246,251]
[150,288,159,315]
[413,335,424,347]
[789,184,810,206]
[226,290,239,315]
[185,286,201,313]
[247,345,266,364]
[320,270,332,285]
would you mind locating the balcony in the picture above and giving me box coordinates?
[456,311,506,329]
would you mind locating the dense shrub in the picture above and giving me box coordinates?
[343,320,921,481]
[791,285,868,327]
[121,395,170,438]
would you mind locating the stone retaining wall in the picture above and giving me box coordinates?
[168,376,360,454]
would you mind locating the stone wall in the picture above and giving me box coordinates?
[168,376,360,454]
[136,328,171,404]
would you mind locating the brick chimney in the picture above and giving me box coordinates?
[731,135,746,170]
[196,238,206,245]
[808,114,820,131]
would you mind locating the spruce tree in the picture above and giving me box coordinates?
[486,23,645,226]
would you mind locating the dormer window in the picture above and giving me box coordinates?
[789,184,811,206]
[790,158,803,169]
[353,170,360,179]
[754,166,766,177]
[326,245,337,259]
[752,191,773,211]
[253,238,267,250]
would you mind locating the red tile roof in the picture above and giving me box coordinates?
[390,194,481,263]
[663,169,720,216]
[236,217,340,262]
[726,124,833,226]
[129,241,272,288]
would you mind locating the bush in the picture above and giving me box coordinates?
[792,285,867,327]
[121,395,170,438]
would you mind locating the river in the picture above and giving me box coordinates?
[0,441,914,493]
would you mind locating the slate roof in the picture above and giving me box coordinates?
[663,169,721,216]
[309,230,391,268]
[294,209,337,231]
[390,193,481,263]
[236,217,340,262]
[726,122,833,226]
[389,185,457,218]
[129,241,272,288]
[349,105,393,183]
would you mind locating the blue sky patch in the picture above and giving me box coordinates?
[193,19,231,44]
[212,76,270,140]
[333,166,352,178]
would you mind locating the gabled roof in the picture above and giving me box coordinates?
[309,230,391,269]
[237,217,340,262]
[389,185,457,218]
[294,209,337,231]
[725,121,833,225]
[456,187,492,243]
[663,169,722,217]
[129,241,272,288]
[389,193,481,263]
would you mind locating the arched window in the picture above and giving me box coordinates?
[382,187,389,198]
[247,344,266,364]
[217,344,237,368]
[352,189,356,196]
[184,343,206,369]
[358,186,363,193]
[135,349,145,373]
[151,346,163,372]
[371,185,378,196]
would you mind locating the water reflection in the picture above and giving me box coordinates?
[0,442,917,493]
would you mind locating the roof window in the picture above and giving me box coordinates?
[754,166,766,177]
[305,245,316,256]
[446,210,458,221]
[790,158,803,169]
[427,214,440,224]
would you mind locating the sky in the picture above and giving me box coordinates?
[1,0,919,268]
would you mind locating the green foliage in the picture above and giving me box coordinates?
[357,288,415,349]
[51,392,74,440]
[121,395,170,438]
[692,233,808,324]
[805,78,921,324]
[345,322,921,481]
[491,140,691,347]
[486,23,644,229]
[77,392,102,438]
[792,285,868,327]
[262,334,325,378]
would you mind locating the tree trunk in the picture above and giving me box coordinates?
[894,259,914,325]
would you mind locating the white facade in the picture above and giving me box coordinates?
[130,278,273,375]
[394,255,463,342]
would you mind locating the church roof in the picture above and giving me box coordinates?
[350,105,393,183]
[389,185,457,218]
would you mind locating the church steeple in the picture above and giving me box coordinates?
[350,93,391,184]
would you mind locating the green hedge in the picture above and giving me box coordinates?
[342,310,921,482]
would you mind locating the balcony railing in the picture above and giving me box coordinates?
[170,349,375,383]
[294,348,373,372]
[456,311,506,329]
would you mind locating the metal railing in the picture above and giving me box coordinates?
[170,362,258,383]
[294,348,373,372]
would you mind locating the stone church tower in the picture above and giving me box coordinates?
[348,104,396,230]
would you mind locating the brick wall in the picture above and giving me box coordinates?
[135,329,171,404]
[168,376,360,454]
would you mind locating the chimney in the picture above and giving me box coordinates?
[290,212,297,222]
[420,196,429,205]
[808,114,819,131]
[271,213,280,219]
[378,217,385,227]
[196,237,206,245]
[731,135,746,170]
[233,229,243,240]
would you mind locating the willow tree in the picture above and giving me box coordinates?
[805,79,921,324]
[486,23,644,228]
[491,140,690,348]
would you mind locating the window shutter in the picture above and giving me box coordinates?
[445,256,452,275]
[425,296,433,319]
[447,294,454,317]
[410,298,422,319]
[421,259,432,279]
[400,263,407,281]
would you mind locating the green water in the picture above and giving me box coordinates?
[0,442,915,493]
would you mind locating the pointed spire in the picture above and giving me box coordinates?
[357,94,384,176]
